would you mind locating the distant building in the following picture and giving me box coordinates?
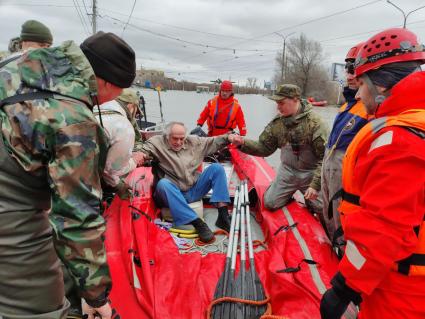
[264,81,272,90]
[330,63,345,86]
[196,86,209,93]
[135,68,165,85]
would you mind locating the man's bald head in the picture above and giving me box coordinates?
[164,122,187,151]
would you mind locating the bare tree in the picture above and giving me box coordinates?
[274,33,330,99]
[246,77,258,89]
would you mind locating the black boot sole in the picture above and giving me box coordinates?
[215,219,230,233]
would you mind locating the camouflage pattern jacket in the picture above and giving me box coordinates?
[0,41,111,303]
[94,100,136,187]
[240,100,329,190]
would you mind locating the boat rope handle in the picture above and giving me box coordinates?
[206,295,289,319]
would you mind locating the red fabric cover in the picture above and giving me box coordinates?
[105,150,340,319]
[197,96,247,136]
[338,72,425,316]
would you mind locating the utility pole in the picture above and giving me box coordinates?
[92,0,97,34]
[386,0,425,28]
[275,32,295,83]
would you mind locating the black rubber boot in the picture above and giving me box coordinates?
[63,263,83,319]
[215,206,231,233]
[191,218,214,243]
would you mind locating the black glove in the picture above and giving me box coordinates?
[190,125,207,137]
[320,272,361,319]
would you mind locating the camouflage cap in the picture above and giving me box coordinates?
[117,88,139,105]
[8,37,21,53]
[269,84,301,101]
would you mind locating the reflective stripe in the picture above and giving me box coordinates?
[132,259,141,289]
[249,155,273,182]
[369,130,393,152]
[370,117,386,133]
[346,240,366,270]
[282,207,327,294]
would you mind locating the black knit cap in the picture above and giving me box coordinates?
[80,31,136,88]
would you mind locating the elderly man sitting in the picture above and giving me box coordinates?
[138,121,241,242]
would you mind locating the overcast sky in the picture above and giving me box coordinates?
[1,0,425,86]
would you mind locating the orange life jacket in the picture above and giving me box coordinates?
[339,109,425,276]
[207,96,241,136]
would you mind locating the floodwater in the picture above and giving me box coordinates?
[137,88,338,168]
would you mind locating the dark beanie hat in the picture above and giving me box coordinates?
[80,31,136,88]
[367,61,421,89]
[20,20,53,44]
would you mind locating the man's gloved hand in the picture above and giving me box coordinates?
[320,272,362,319]
[190,125,207,137]
[320,288,351,319]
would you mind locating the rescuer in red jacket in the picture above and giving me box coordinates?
[320,28,425,319]
[196,80,247,136]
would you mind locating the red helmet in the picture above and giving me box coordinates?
[220,80,233,91]
[354,28,425,77]
[345,42,364,62]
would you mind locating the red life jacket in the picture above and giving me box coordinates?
[339,109,425,276]
[206,96,241,136]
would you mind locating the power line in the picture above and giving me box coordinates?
[203,53,276,68]
[98,6,281,44]
[1,3,77,7]
[101,14,279,53]
[81,0,90,15]
[180,0,385,61]
[121,0,137,37]
[72,0,90,36]
[319,17,425,44]
[267,0,384,36]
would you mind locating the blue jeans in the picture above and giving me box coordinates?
[153,163,230,226]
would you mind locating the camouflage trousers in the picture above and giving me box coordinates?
[0,210,69,319]
[263,163,323,214]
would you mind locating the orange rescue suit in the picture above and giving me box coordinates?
[339,109,425,277]
[197,95,246,136]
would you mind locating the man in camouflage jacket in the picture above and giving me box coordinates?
[237,84,329,213]
[0,31,135,319]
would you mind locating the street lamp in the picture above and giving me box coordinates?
[387,0,425,28]
[275,32,295,83]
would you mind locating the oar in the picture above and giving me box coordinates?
[155,88,164,123]
[139,95,148,129]
[244,180,267,318]
[235,183,247,318]
[222,185,243,319]
[211,186,240,319]
[241,181,254,319]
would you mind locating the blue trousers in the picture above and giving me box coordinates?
[153,163,230,226]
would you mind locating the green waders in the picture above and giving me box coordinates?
[263,143,323,213]
[0,122,69,319]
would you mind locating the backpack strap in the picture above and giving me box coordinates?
[0,54,22,69]
[0,91,92,110]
